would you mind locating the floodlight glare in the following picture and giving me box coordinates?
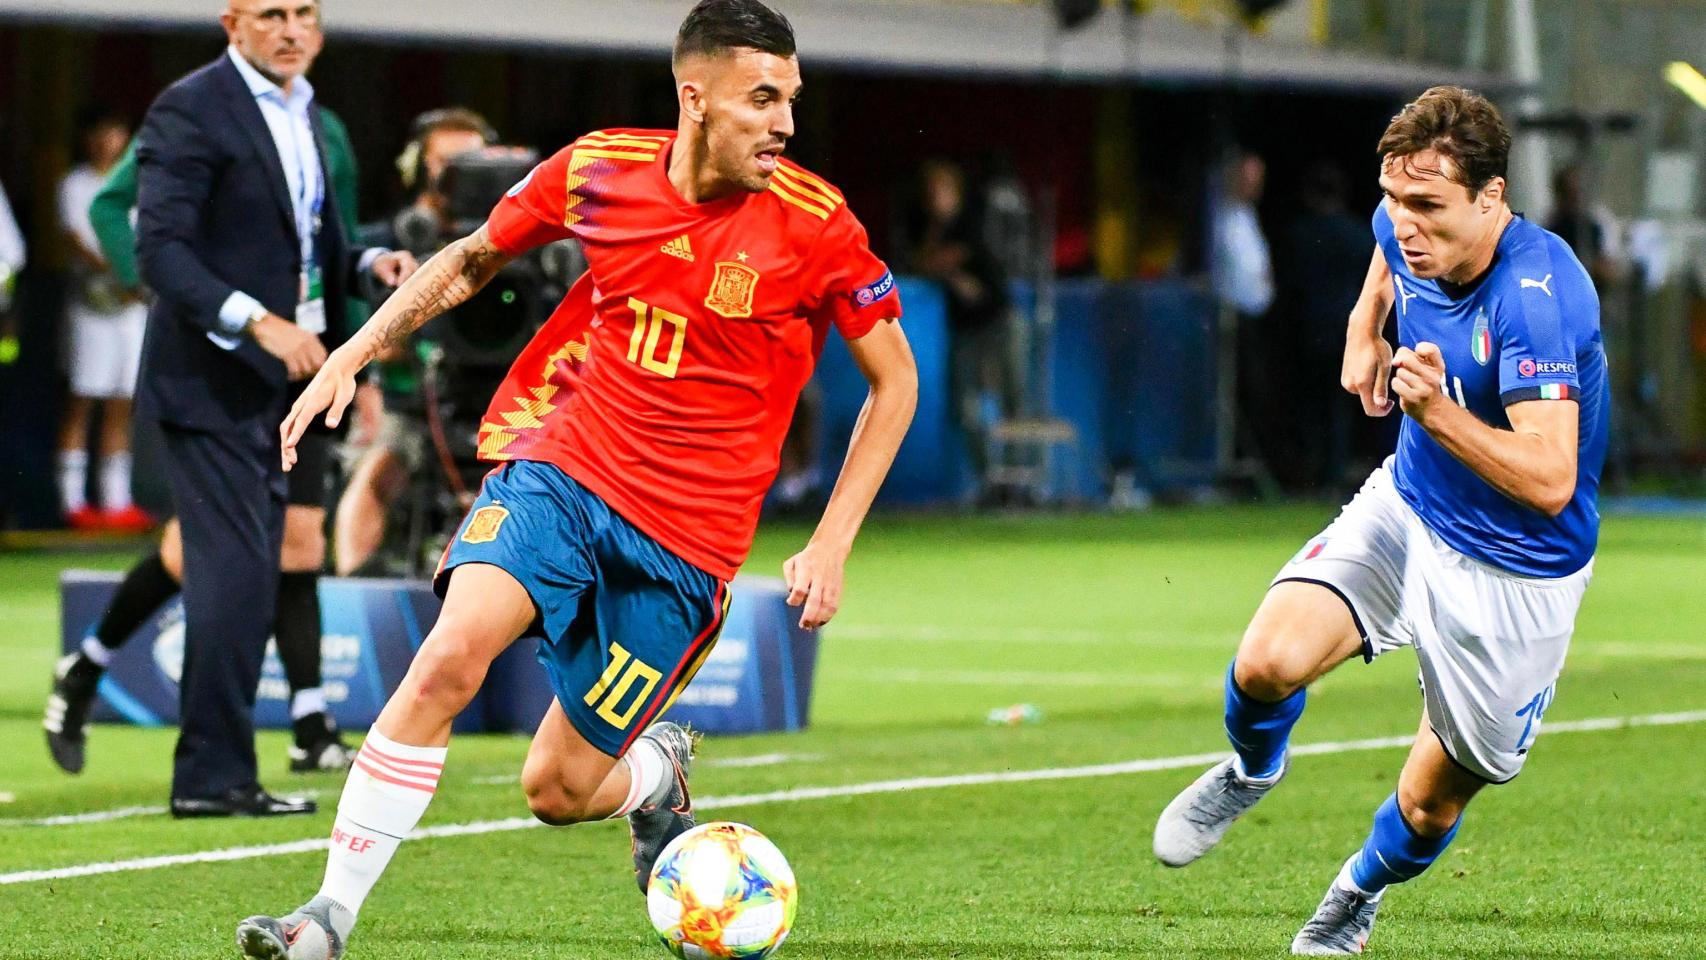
[1664,61,1706,111]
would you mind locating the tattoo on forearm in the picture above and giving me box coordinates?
[363,239,507,363]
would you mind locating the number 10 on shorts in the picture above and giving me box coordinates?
[584,642,663,729]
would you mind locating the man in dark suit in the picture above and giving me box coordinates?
[135,0,416,817]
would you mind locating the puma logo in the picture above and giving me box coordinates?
[1394,277,1419,315]
[1520,274,1553,296]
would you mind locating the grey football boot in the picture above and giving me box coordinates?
[1292,864,1382,955]
[236,895,355,960]
[627,721,700,893]
[1153,754,1288,867]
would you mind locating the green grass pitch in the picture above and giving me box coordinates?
[1,507,1703,958]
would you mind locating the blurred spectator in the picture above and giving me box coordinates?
[334,107,492,575]
[56,110,152,531]
[983,152,1035,280]
[909,159,1018,496]
[1277,161,1366,492]
[1546,165,1621,288]
[0,176,21,379]
[1211,151,1275,317]
[0,176,21,299]
[1211,150,1279,472]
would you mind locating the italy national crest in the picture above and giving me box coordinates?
[705,261,760,319]
[1470,310,1493,366]
[461,505,510,544]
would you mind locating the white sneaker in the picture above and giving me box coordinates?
[236,895,353,960]
[1292,866,1382,955]
[1152,754,1287,867]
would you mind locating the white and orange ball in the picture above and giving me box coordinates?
[646,821,798,959]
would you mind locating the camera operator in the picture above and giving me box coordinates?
[333,108,494,576]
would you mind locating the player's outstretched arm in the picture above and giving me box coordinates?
[280,225,513,468]
[783,319,918,629]
[1390,342,1579,516]
[1342,246,1396,416]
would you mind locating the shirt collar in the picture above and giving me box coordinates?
[227,45,314,111]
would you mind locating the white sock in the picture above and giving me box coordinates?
[317,728,447,917]
[1231,754,1284,786]
[291,687,328,720]
[609,737,669,818]
[58,450,88,513]
[99,452,133,510]
[81,635,115,668]
[1335,856,1382,900]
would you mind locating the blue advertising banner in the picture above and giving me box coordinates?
[60,572,819,737]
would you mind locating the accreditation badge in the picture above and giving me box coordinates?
[296,265,326,334]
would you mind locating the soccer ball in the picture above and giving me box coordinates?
[647,821,798,959]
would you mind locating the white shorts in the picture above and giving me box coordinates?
[67,304,146,399]
[1272,460,1593,783]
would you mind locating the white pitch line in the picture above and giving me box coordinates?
[845,667,1213,689]
[707,753,819,769]
[0,805,168,827]
[3,708,1702,887]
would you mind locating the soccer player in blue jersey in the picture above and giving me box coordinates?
[1152,86,1608,955]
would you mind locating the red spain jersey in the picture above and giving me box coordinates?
[478,129,902,580]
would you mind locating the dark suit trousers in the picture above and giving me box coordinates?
[161,421,286,800]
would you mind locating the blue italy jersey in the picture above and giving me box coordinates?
[1374,203,1608,577]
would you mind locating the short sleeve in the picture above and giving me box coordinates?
[804,204,901,341]
[485,146,578,256]
[1496,278,1582,405]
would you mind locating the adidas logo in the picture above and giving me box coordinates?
[661,235,695,262]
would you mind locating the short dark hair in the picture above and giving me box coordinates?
[1378,86,1512,197]
[673,0,796,66]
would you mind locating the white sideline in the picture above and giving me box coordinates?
[3,709,1702,887]
[0,805,169,827]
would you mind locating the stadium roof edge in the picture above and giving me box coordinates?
[0,0,1518,94]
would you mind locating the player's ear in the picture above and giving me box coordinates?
[678,79,708,125]
[1480,177,1505,210]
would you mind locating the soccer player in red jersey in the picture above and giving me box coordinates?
[238,3,916,957]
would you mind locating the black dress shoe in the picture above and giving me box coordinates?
[171,785,317,818]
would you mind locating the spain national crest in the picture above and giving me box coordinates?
[462,505,509,544]
[1470,310,1493,366]
[704,261,760,319]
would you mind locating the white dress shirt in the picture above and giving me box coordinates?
[215,47,382,342]
[1212,200,1275,317]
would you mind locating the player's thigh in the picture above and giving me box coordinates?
[399,562,537,702]
[1235,580,1365,698]
[548,504,729,760]
[522,697,622,806]
[1410,548,1586,784]
[1396,715,1486,838]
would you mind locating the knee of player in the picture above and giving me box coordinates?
[1396,785,1466,839]
[1232,638,1308,702]
[522,776,595,826]
[281,512,327,571]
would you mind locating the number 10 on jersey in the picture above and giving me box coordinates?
[626,297,688,378]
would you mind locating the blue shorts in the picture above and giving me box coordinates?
[434,460,731,757]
